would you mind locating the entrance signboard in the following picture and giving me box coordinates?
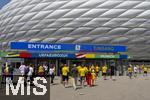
[10,42,127,53]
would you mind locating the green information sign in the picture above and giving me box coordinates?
[95,54,120,58]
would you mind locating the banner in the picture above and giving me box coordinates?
[19,52,75,58]
[10,42,127,53]
[32,53,75,58]
[95,54,120,59]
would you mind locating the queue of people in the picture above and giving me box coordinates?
[1,62,150,90]
[1,63,53,84]
[56,63,150,90]
[59,64,102,90]
[127,64,149,79]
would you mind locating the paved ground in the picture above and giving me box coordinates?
[50,75,150,100]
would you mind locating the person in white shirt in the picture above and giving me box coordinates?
[134,66,138,77]
[27,65,34,82]
[19,63,26,82]
[43,64,48,75]
[49,66,55,84]
[19,63,26,76]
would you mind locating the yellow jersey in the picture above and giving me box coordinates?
[95,66,99,72]
[128,67,132,73]
[102,66,107,73]
[143,67,148,72]
[90,65,95,72]
[140,65,144,70]
[4,66,9,75]
[38,66,44,73]
[62,66,69,76]
[79,67,86,77]
[77,66,82,73]
[91,72,96,80]
[84,66,88,73]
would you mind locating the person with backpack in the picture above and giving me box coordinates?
[70,64,78,90]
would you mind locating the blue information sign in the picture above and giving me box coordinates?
[11,42,76,51]
[80,45,126,52]
[10,42,127,53]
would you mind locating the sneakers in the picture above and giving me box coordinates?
[74,87,77,90]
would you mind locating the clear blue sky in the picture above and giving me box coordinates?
[0,0,11,9]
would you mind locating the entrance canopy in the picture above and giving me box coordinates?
[5,42,128,59]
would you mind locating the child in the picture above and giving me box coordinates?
[91,69,96,86]
[86,71,92,87]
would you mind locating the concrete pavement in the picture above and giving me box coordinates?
[50,76,150,100]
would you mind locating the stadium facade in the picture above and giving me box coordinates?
[0,0,150,59]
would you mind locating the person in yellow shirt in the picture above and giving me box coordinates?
[91,69,96,86]
[38,65,45,77]
[148,68,150,72]
[77,65,82,73]
[79,65,87,87]
[128,66,133,79]
[62,64,69,88]
[143,66,148,77]
[102,65,108,80]
[90,65,95,72]
[140,65,144,74]
[84,66,88,74]
[95,65,100,78]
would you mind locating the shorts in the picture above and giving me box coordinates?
[62,75,69,81]
[80,76,85,82]
[96,72,99,76]
[128,72,132,76]
[102,73,106,76]
[144,71,147,74]
[38,72,44,77]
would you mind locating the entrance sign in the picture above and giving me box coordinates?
[11,42,76,51]
[10,42,127,53]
